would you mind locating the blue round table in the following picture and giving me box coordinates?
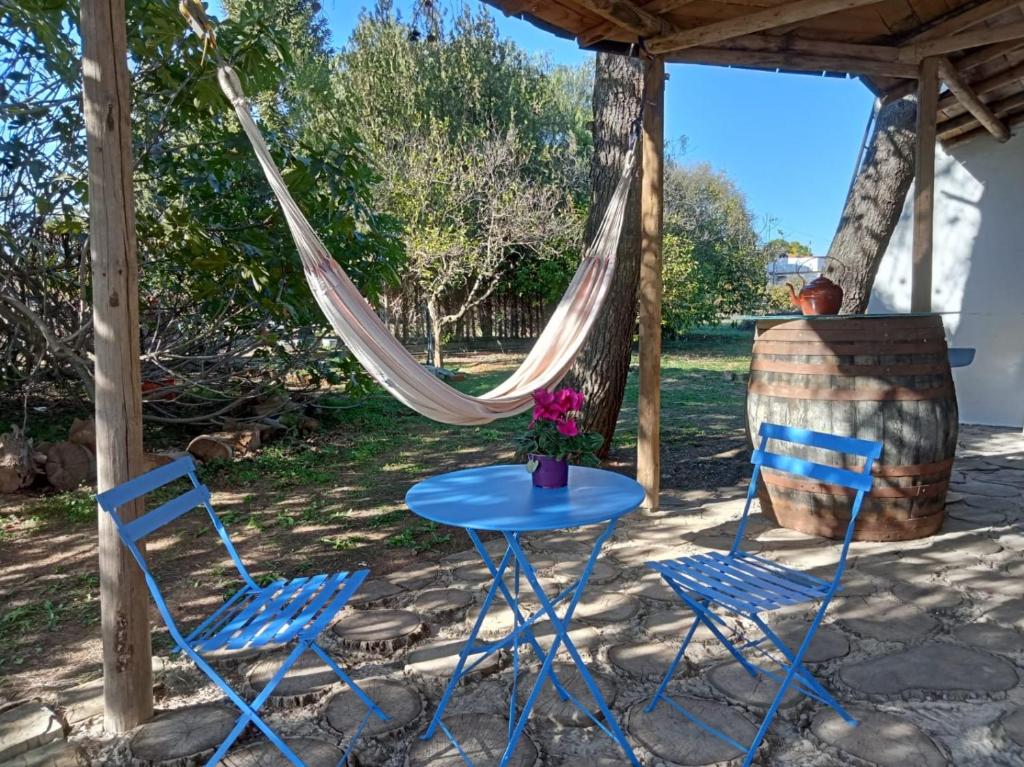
[406,464,644,767]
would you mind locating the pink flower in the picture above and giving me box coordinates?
[557,419,579,437]
[554,387,585,414]
[532,389,562,422]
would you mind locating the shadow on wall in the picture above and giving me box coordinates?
[869,130,1024,428]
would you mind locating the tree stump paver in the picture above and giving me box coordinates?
[515,663,617,727]
[811,707,948,766]
[411,588,475,621]
[128,704,236,764]
[246,650,342,707]
[331,608,426,652]
[608,641,684,680]
[770,624,851,664]
[951,622,1024,654]
[643,609,717,644]
[1001,708,1024,748]
[347,579,404,606]
[840,643,1019,699]
[221,738,343,767]
[0,704,63,761]
[573,591,641,625]
[405,714,538,767]
[891,580,966,611]
[836,595,939,642]
[627,697,757,766]
[324,678,422,738]
[2,740,82,767]
[707,660,802,710]
[404,638,501,679]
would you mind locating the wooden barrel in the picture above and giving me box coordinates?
[746,314,958,542]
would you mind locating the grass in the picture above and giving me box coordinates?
[0,328,754,677]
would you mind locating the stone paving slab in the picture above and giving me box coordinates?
[810,707,949,766]
[840,643,1019,700]
[951,622,1024,655]
[0,704,63,761]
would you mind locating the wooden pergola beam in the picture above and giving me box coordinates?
[940,89,1024,137]
[881,39,1024,103]
[909,21,1024,59]
[637,56,665,511]
[668,46,919,78]
[80,0,153,732]
[945,104,1024,145]
[903,0,1024,44]
[572,0,674,38]
[646,0,887,53]
[912,57,940,313]
[937,59,1024,111]
[577,0,693,45]
[938,56,1011,140]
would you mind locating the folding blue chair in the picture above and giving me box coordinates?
[96,456,388,767]
[645,423,882,767]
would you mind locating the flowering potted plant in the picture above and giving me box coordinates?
[515,388,603,488]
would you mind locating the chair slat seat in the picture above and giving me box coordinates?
[649,552,831,616]
[191,571,365,653]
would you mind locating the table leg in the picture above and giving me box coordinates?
[501,523,641,767]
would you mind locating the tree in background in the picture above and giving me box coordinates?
[565,52,644,458]
[661,163,766,335]
[2,0,402,424]
[823,98,917,313]
[335,3,589,366]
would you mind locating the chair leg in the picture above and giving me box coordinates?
[645,613,700,713]
[310,642,389,721]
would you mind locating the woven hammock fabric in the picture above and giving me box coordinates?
[217,65,637,425]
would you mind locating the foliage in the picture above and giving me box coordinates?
[334,3,589,365]
[661,162,767,334]
[1,0,403,424]
[515,388,602,465]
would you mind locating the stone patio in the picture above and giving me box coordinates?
[20,425,1024,766]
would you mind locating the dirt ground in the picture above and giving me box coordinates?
[0,339,752,704]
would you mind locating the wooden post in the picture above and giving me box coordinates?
[637,56,665,510]
[912,57,939,313]
[80,0,153,731]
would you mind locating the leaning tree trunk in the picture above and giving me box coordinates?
[824,97,918,313]
[565,52,644,458]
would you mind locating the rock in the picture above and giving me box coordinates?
[840,643,1018,699]
[128,704,236,764]
[573,591,641,625]
[246,650,341,707]
[515,663,617,727]
[836,595,938,642]
[221,738,342,767]
[411,588,474,621]
[404,638,501,680]
[707,660,802,710]
[2,740,83,767]
[627,697,758,765]
[324,678,421,738]
[332,608,426,652]
[608,641,683,680]
[952,622,1024,654]
[0,704,63,761]
[811,706,948,766]
[405,714,537,767]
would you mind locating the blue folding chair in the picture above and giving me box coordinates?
[644,423,882,767]
[96,456,388,767]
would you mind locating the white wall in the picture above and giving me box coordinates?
[869,130,1024,428]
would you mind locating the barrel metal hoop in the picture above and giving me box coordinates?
[747,382,954,401]
[761,470,950,499]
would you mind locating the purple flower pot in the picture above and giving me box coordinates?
[529,454,569,489]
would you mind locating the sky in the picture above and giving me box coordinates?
[323,1,878,253]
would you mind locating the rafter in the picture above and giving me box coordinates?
[909,21,1024,59]
[645,0,888,53]
[937,59,1024,111]
[571,0,673,38]
[667,46,918,77]
[903,0,1024,44]
[939,90,1024,136]
[945,105,1024,145]
[881,39,1024,103]
[577,0,695,45]
[938,56,1011,139]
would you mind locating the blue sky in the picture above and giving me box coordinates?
[323,1,877,253]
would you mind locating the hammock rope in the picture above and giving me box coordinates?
[182,2,640,425]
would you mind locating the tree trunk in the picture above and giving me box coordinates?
[426,299,444,368]
[824,98,918,314]
[565,52,644,458]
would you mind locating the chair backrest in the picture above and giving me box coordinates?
[733,423,882,581]
[96,456,258,640]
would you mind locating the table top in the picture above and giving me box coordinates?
[405,465,645,532]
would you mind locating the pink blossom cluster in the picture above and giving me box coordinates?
[531,388,585,437]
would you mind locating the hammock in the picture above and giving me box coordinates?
[216,65,637,425]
